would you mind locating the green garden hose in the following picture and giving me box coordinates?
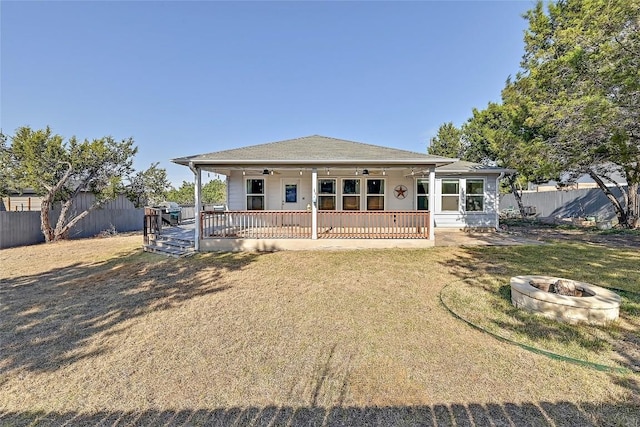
[439,282,636,375]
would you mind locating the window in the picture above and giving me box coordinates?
[465,179,485,212]
[285,184,297,203]
[318,179,336,210]
[342,179,361,210]
[366,179,385,210]
[417,178,429,210]
[246,179,264,210]
[441,179,459,211]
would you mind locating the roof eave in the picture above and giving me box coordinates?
[436,168,516,174]
[172,158,454,167]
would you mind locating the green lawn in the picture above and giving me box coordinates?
[441,243,640,372]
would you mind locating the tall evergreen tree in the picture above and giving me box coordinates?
[514,0,640,227]
[427,122,463,158]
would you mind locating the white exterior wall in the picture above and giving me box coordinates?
[226,169,420,211]
[225,169,500,229]
[433,175,499,229]
[228,171,314,210]
[266,176,280,210]
[384,170,416,210]
[227,170,246,210]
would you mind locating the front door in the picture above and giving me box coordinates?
[282,179,302,210]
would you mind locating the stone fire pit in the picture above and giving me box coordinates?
[510,275,621,325]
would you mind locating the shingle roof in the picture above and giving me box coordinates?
[436,160,514,174]
[172,135,455,166]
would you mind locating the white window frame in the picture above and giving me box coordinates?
[464,178,486,213]
[341,178,361,211]
[416,178,429,211]
[441,179,460,212]
[318,178,337,210]
[365,178,385,211]
[245,178,265,210]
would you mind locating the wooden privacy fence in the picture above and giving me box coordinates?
[179,204,222,221]
[200,210,430,240]
[499,187,628,221]
[0,209,144,249]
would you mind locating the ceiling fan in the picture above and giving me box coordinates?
[240,168,281,176]
[361,168,386,176]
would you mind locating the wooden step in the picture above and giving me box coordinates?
[143,235,195,258]
[143,244,194,258]
[154,237,194,251]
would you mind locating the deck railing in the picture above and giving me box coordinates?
[201,210,430,240]
[317,211,429,239]
[143,207,161,245]
[201,210,312,239]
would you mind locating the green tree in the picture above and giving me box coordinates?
[166,181,195,205]
[0,131,10,197]
[459,100,559,218]
[461,106,502,165]
[202,178,226,204]
[7,126,137,241]
[165,179,227,205]
[515,0,640,227]
[126,162,171,208]
[427,122,463,158]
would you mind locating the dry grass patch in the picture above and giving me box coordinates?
[1,236,639,425]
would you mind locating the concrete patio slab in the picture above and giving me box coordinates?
[158,222,544,249]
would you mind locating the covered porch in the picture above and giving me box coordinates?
[171,135,458,251]
[191,164,436,251]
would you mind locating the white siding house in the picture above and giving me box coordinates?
[173,135,511,251]
[433,161,506,229]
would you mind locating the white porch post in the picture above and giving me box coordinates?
[311,168,318,240]
[429,168,436,240]
[495,172,505,230]
[190,162,202,251]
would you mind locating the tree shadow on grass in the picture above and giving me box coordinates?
[0,248,261,378]
[440,243,640,374]
[1,400,638,426]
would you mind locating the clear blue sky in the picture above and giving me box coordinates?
[1,1,534,187]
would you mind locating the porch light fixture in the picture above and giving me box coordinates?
[242,169,246,176]
[262,169,269,175]
[362,169,369,175]
[326,168,330,175]
[270,170,274,175]
[411,168,415,176]
[299,169,303,176]
[382,168,386,176]
[355,168,359,176]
